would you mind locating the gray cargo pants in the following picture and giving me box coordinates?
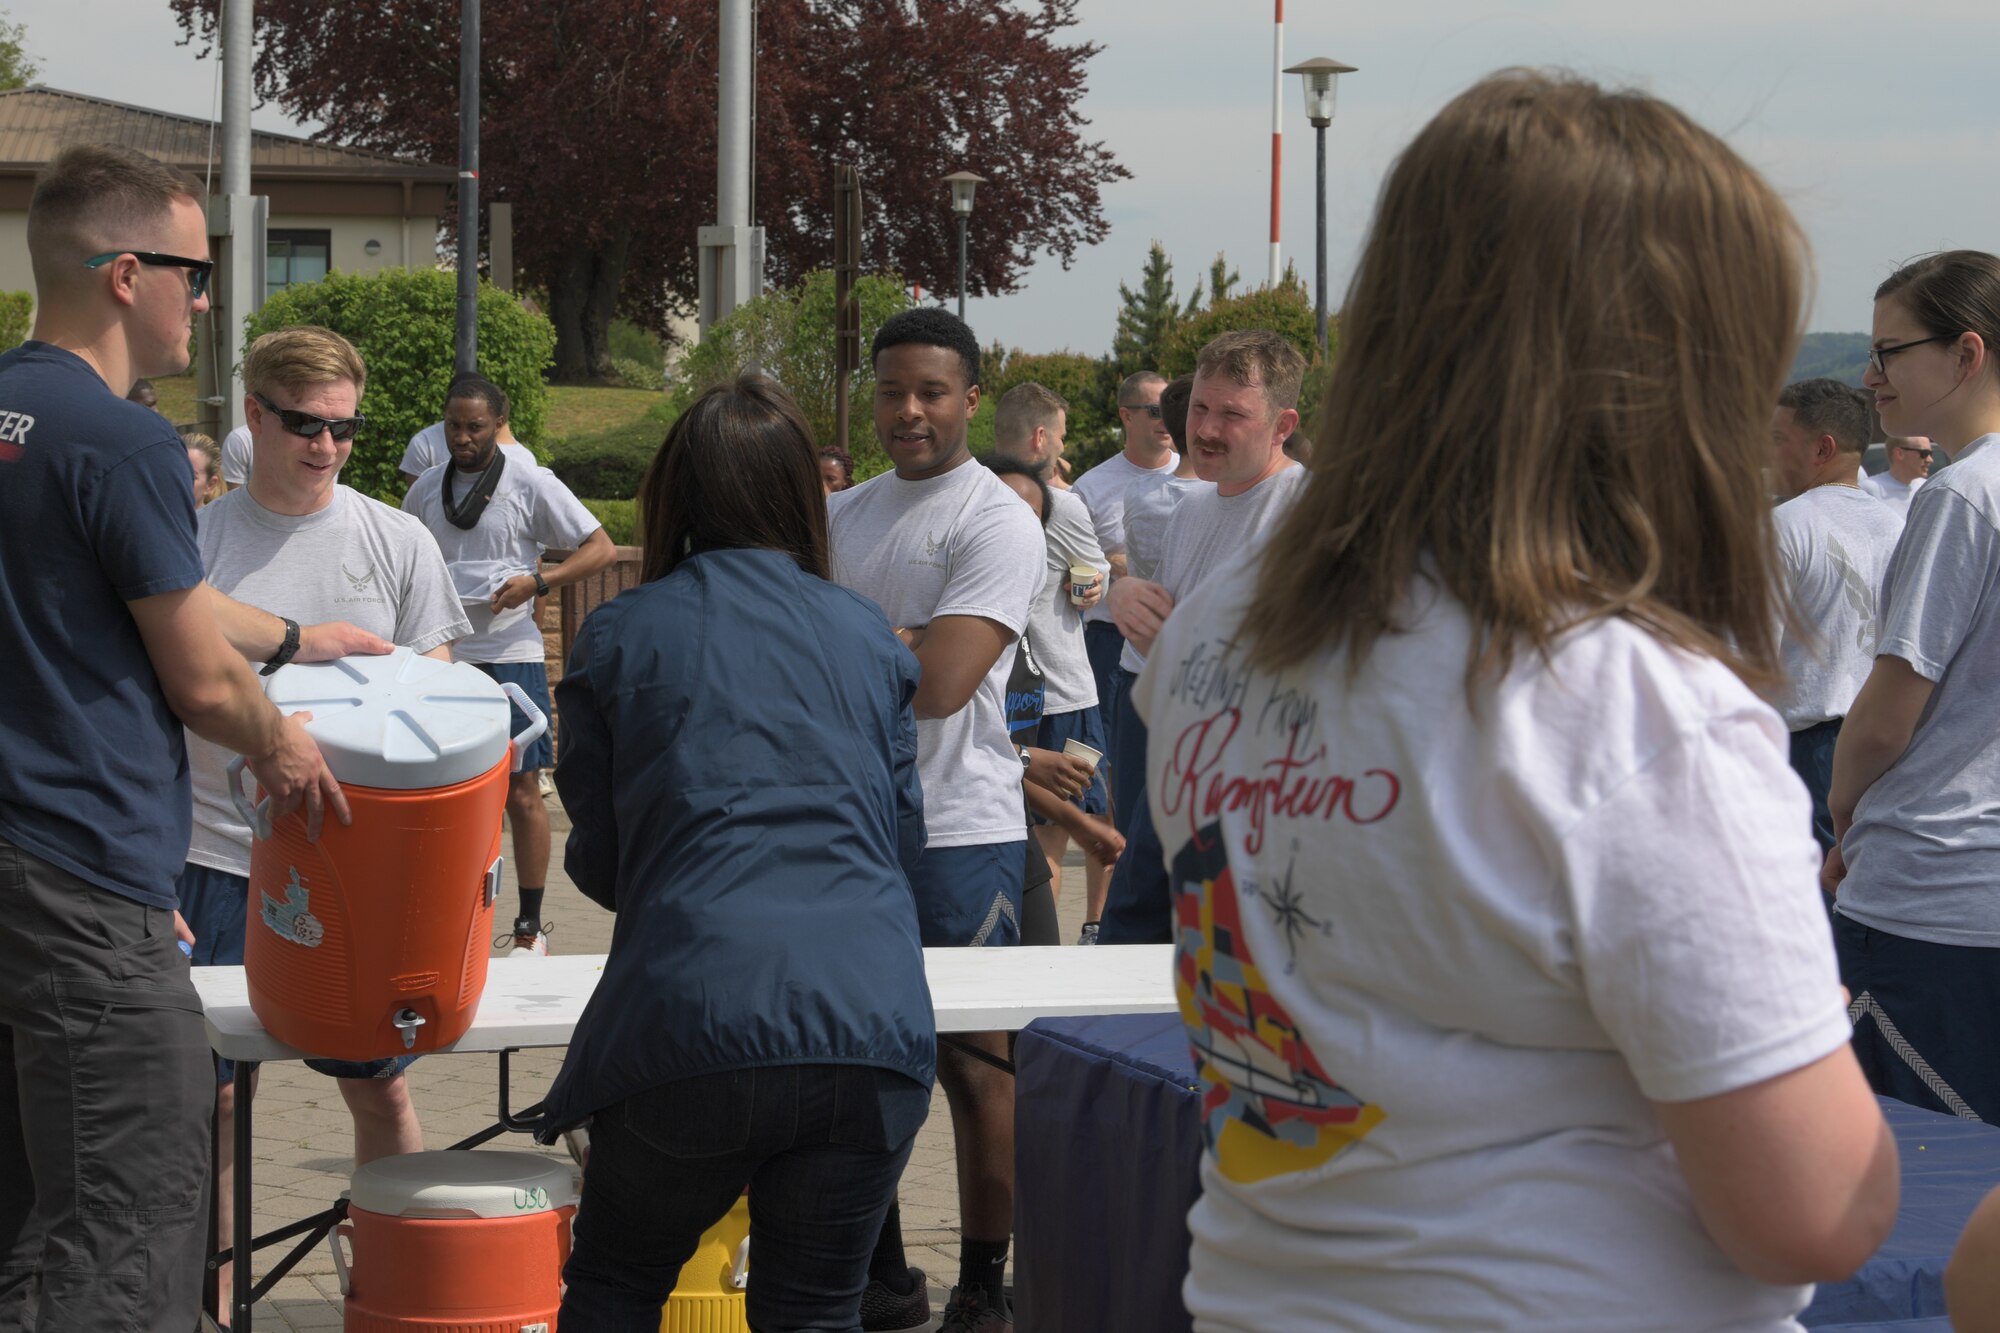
[0,836,212,1332]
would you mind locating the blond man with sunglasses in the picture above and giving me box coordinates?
[177,325,470,1313]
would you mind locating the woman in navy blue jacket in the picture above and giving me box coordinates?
[542,376,935,1333]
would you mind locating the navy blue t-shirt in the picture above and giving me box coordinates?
[0,342,205,908]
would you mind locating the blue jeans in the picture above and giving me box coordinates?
[560,1064,929,1332]
[1083,623,1127,801]
[1788,717,1842,854]
[1099,670,1172,944]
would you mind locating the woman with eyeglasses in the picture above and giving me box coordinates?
[1825,250,2000,1123]
[1130,71,1894,1330]
[540,375,934,1332]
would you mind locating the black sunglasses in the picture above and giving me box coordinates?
[253,391,367,442]
[1868,334,1957,377]
[83,250,214,301]
[1122,402,1163,419]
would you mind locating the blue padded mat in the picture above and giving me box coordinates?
[1016,1012,2000,1331]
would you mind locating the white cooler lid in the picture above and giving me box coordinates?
[351,1150,578,1219]
[265,648,514,791]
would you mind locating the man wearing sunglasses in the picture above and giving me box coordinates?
[1861,435,1935,511]
[0,143,380,1332]
[1069,370,1178,808]
[180,326,471,1306]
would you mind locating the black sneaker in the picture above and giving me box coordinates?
[939,1284,1011,1332]
[494,917,551,955]
[859,1265,930,1331]
[1077,921,1101,946]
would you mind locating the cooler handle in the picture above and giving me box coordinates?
[225,756,274,841]
[499,681,548,773]
[328,1220,353,1296]
[732,1235,750,1289]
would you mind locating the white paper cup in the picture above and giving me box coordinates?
[1063,738,1104,768]
[1068,564,1097,605]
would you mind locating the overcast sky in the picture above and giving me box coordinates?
[22,0,1994,355]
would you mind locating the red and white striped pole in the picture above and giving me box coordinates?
[1268,0,1284,287]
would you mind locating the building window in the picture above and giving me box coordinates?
[267,230,332,293]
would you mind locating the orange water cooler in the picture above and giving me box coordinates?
[332,1150,578,1332]
[230,647,546,1061]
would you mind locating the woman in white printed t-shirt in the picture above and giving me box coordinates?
[1131,71,1897,1333]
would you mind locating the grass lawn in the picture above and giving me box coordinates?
[151,373,206,432]
[546,384,669,445]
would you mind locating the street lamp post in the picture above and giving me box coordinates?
[1284,57,1356,355]
[943,171,986,322]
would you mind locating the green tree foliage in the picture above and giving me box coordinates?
[1110,242,1197,379]
[1790,332,1870,388]
[247,268,556,499]
[1159,270,1318,381]
[0,12,38,91]
[0,291,32,349]
[671,270,915,476]
[1204,253,1241,307]
[987,348,1120,472]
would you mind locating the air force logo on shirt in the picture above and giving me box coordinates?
[338,562,384,604]
[911,529,948,571]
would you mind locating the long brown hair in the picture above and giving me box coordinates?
[637,375,831,584]
[1243,70,1805,694]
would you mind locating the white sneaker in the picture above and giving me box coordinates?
[497,917,550,956]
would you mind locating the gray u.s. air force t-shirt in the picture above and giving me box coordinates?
[1772,484,1904,729]
[828,457,1044,848]
[185,485,470,876]
[1838,434,2000,945]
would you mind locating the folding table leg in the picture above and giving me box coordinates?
[232,1057,258,1330]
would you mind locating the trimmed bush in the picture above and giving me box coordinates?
[552,435,657,502]
[247,268,556,499]
[1159,274,1318,380]
[0,291,31,350]
[580,497,636,547]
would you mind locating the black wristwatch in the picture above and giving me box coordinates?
[533,571,551,598]
[261,617,301,676]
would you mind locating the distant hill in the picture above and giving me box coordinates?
[1791,332,1870,387]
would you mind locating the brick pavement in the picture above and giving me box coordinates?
[212,795,1100,1331]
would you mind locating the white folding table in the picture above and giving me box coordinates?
[193,944,1177,1326]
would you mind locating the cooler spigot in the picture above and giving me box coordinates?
[392,1008,427,1050]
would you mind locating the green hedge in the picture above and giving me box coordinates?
[580,497,636,546]
[0,291,31,350]
[547,399,676,500]
[247,268,556,499]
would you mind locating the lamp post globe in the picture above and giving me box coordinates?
[942,170,987,322]
[1283,57,1357,355]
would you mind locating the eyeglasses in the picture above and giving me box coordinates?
[1891,443,1935,459]
[83,250,215,301]
[1868,334,1957,376]
[1122,402,1163,419]
[253,391,366,442]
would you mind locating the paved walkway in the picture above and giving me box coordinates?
[211,795,1099,1330]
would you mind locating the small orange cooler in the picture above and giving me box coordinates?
[230,648,546,1061]
[332,1150,577,1332]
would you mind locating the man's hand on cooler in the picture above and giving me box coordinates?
[298,621,393,662]
[1107,576,1174,653]
[246,711,350,842]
